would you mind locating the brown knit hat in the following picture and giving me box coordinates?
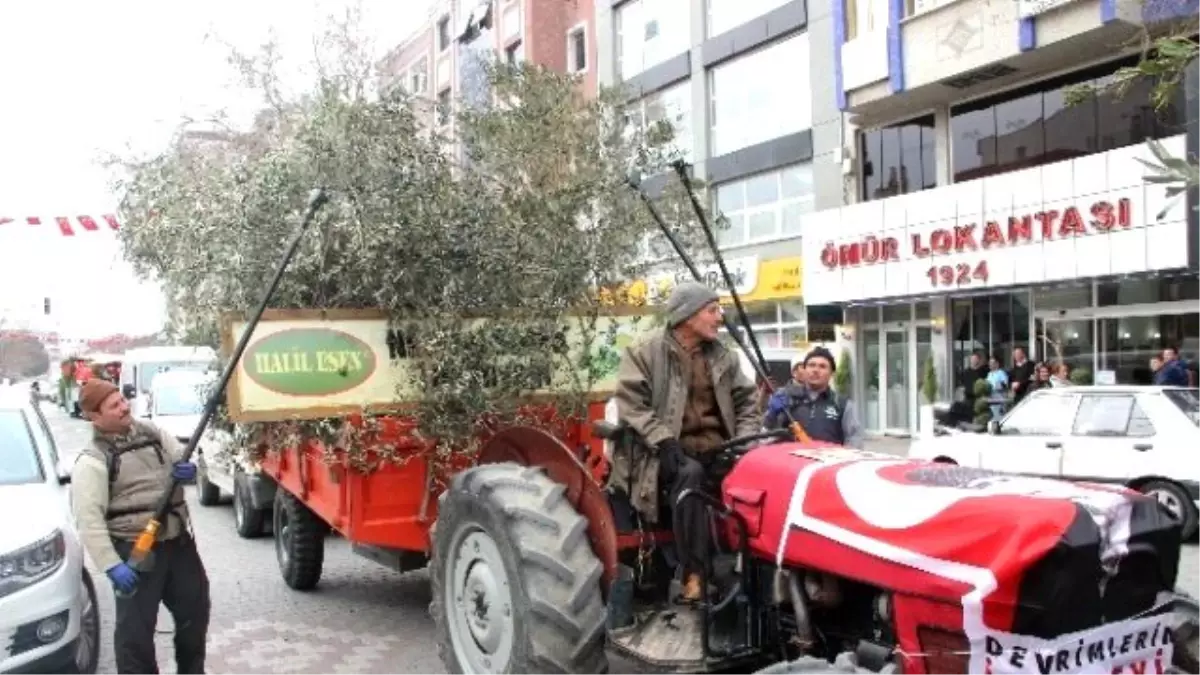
[80,379,120,414]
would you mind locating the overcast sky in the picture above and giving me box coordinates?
[0,0,431,339]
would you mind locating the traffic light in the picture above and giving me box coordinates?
[43,297,50,315]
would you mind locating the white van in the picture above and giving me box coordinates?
[119,346,217,419]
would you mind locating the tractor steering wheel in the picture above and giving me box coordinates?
[712,427,795,461]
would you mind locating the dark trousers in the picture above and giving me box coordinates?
[661,452,714,576]
[110,534,210,674]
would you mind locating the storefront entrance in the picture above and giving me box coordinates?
[857,303,935,435]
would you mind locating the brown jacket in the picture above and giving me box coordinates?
[610,329,759,523]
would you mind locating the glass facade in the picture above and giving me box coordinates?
[950,292,1031,387]
[949,58,1188,182]
[859,115,937,201]
[721,301,808,348]
[709,33,811,156]
[615,0,691,80]
[706,0,792,36]
[713,164,814,248]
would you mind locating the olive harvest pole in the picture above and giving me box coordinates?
[123,187,330,580]
[667,159,771,377]
[625,175,811,442]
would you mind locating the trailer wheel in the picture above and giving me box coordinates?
[430,463,608,674]
[234,472,267,539]
[273,488,327,590]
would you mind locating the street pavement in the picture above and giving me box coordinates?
[41,405,1197,674]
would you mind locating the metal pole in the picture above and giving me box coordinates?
[669,160,770,372]
[127,187,330,575]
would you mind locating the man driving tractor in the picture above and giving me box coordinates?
[611,282,760,603]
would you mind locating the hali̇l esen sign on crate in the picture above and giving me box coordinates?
[219,308,658,423]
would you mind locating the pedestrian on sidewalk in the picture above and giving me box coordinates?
[69,378,210,674]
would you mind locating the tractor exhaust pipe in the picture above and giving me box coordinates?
[786,570,815,650]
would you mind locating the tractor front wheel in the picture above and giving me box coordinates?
[430,463,608,674]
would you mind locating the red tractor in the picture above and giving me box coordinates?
[427,422,1199,674]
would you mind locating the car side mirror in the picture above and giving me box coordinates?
[56,460,72,486]
[987,420,1000,435]
[122,384,137,398]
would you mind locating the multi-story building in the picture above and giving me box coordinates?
[378,0,598,138]
[595,0,845,353]
[798,0,1198,434]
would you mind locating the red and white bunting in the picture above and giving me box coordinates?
[0,214,121,236]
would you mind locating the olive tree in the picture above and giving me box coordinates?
[111,24,709,477]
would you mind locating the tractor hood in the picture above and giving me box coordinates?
[724,443,1181,638]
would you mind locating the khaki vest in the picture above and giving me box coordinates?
[80,421,190,542]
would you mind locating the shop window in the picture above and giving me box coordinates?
[952,293,1033,392]
[860,115,936,201]
[949,55,1188,182]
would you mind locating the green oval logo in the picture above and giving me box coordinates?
[244,328,377,397]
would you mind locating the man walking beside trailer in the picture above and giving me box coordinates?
[70,378,210,674]
[612,282,761,603]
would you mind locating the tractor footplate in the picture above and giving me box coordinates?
[607,606,752,673]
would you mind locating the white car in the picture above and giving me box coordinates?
[0,394,99,674]
[909,385,1200,540]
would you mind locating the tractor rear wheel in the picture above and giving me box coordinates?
[430,463,608,674]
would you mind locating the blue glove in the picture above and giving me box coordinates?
[766,390,790,417]
[106,563,138,594]
[171,461,197,482]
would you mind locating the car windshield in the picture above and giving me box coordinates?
[153,382,208,416]
[0,409,45,486]
[138,361,210,392]
[1164,389,1200,427]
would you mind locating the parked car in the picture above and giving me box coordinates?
[0,391,99,673]
[909,385,1200,539]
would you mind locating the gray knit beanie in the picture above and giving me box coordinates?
[665,281,721,327]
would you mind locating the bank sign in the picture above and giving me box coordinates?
[800,136,1190,304]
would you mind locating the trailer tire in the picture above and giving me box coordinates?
[430,462,608,674]
[234,472,267,539]
[273,488,327,591]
